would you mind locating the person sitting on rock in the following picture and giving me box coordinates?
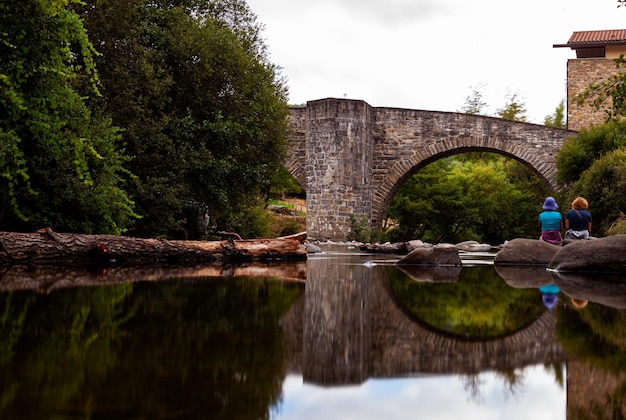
[538,196,562,245]
[564,196,592,240]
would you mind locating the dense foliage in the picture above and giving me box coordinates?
[557,119,626,185]
[0,0,136,234]
[567,148,626,235]
[386,153,550,244]
[556,120,626,235]
[75,0,290,238]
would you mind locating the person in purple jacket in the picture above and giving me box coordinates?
[538,196,562,245]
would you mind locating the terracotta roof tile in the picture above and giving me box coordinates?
[556,29,626,47]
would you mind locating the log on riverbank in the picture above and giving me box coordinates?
[0,228,308,265]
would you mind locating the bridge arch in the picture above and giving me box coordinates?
[288,98,576,241]
[372,145,558,228]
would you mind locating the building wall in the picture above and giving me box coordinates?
[606,45,626,59]
[567,58,626,131]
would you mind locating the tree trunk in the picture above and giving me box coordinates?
[0,228,308,266]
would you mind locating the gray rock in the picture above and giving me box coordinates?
[406,239,427,251]
[396,243,461,266]
[359,242,408,254]
[493,238,560,266]
[455,240,492,251]
[549,234,626,272]
[305,243,323,253]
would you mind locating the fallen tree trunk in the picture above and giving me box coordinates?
[0,228,308,266]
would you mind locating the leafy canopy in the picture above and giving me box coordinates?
[387,153,549,244]
[0,0,136,234]
[556,119,626,186]
[76,0,291,238]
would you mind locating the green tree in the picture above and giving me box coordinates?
[556,119,626,185]
[567,148,626,235]
[387,154,547,244]
[459,84,488,115]
[544,100,567,128]
[496,92,528,122]
[0,0,136,234]
[269,167,305,199]
[77,0,290,238]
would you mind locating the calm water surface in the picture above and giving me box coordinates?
[1,246,626,419]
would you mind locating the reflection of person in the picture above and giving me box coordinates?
[539,283,560,309]
[571,298,588,309]
[565,197,592,240]
[538,197,562,245]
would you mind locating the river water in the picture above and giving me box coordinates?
[1,245,626,419]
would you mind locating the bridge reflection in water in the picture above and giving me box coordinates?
[282,252,564,386]
[280,249,626,418]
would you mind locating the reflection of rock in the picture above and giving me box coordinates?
[549,234,626,272]
[494,265,555,288]
[553,271,626,309]
[493,238,559,265]
[396,265,461,283]
[396,243,461,266]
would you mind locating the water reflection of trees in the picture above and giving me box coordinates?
[557,302,626,419]
[558,303,626,371]
[0,278,304,419]
[386,265,545,338]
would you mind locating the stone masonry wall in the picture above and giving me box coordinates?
[304,99,374,241]
[567,58,626,131]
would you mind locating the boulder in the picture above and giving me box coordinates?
[396,243,461,266]
[549,234,626,272]
[406,239,428,251]
[359,242,408,254]
[493,238,560,265]
[305,243,323,253]
[456,240,493,252]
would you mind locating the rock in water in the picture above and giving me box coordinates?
[396,243,461,266]
[549,234,626,272]
[494,238,559,265]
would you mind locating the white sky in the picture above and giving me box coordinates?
[273,366,566,419]
[247,0,626,124]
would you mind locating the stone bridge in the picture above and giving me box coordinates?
[287,98,576,241]
[280,259,566,385]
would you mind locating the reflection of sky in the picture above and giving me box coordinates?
[272,365,565,420]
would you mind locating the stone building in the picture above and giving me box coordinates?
[554,29,626,131]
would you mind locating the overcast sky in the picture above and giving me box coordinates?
[247,0,626,124]
[273,367,565,419]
